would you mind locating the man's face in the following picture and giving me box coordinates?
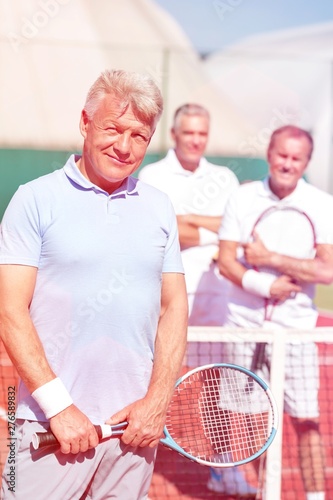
[79,93,152,192]
[171,114,209,171]
[267,133,311,199]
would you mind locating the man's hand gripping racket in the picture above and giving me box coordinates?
[245,205,316,323]
[32,364,278,468]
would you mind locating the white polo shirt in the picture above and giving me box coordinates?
[0,155,184,423]
[218,178,333,329]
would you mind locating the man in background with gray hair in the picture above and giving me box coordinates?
[140,103,239,327]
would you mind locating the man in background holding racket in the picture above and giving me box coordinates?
[217,125,333,500]
[0,69,188,499]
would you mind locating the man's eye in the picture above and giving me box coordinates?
[134,134,148,142]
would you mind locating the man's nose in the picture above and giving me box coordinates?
[284,157,293,168]
[114,134,130,155]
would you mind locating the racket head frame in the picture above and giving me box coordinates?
[249,205,317,323]
[251,205,316,246]
[163,363,279,467]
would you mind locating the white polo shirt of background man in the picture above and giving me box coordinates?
[139,103,239,326]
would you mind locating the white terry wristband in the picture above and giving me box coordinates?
[198,227,218,246]
[32,378,73,419]
[241,269,276,298]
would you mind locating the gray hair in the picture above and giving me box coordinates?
[83,69,163,132]
[172,103,210,130]
[268,125,314,159]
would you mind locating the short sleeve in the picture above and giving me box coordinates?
[218,192,241,242]
[0,185,42,266]
[162,198,184,274]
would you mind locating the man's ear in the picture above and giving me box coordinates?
[79,110,89,138]
[267,147,272,165]
[171,127,176,142]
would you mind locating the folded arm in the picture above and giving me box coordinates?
[218,240,301,302]
[244,233,333,284]
[177,214,221,250]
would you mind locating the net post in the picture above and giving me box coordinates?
[264,326,286,500]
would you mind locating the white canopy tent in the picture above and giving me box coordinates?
[0,0,254,156]
[204,22,333,193]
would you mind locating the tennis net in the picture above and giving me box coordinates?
[149,326,333,500]
[1,326,333,500]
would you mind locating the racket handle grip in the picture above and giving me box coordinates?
[32,423,127,450]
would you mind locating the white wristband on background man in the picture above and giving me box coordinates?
[198,227,219,246]
[241,269,276,298]
[32,377,73,419]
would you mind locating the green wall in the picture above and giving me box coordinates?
[0,148,268,218]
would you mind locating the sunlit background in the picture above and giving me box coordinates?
[1,0,333,216]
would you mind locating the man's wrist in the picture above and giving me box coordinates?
[241,269,276,298]
[270,251,282,271]
[32,377,73,419]
[198,227,218,246]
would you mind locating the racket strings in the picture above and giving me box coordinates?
[201,368,271,463]
[253,206,316,270]
[166,371,213,460]
[251,206,317,323]
[166,367,275,465]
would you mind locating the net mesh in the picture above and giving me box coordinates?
[151,327,333,499]
[1,327,333,500]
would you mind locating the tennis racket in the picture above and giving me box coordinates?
[250,205,316,323]
[32,363,278,467]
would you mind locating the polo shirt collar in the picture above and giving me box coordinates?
[63,154,139,197]
[260,176,306,204]
[165,149,208,177]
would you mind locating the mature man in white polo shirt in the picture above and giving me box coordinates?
[217,125,333,500]
[139,103,239,327]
